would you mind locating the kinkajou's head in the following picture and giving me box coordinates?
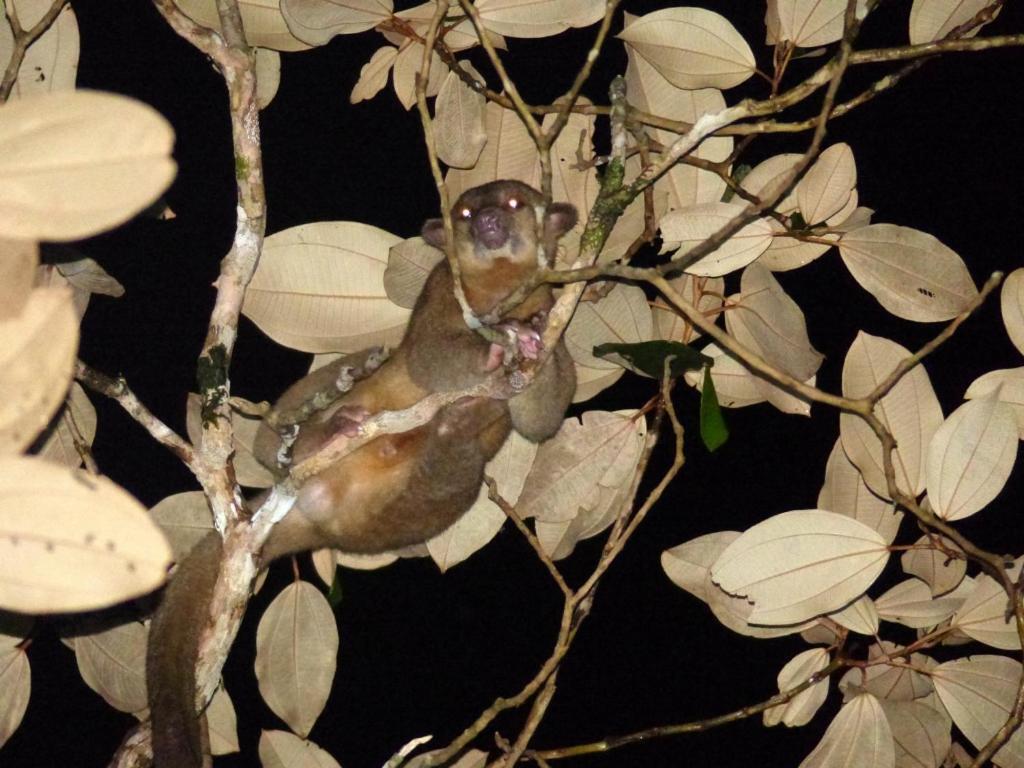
[421,180,577,270]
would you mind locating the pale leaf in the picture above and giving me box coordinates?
[740,153,801,214]
[0,287,77,455]
[175,0,311,50]
[392,41,446,111]
[149,491,214,562]
[840,332,944,498]
[909,0,997,43]
[75,621,148,715]
[599,181,667,265]
[336,550,399,570]
[838,224,978,322]
[208,686,240,755]
[311,549,337,586]
[951,559,1023,650]
[668,530,799,638]
[244,221,408,353]
[0,646,29,748]
[0,0,78,99]
[664,529,802,637]
[625,49,731,208]
[384,237,444,308]
[255,48,281,109]
[446,102,539,197]
[901,535,966,597]
[874,578,968,629]
[427,432,536,570]
[801,623,841,646]
[0,90,176,241]
[828,595,879,636]
[797,143,856,226]
[800,693,894,768]
[774,0,869,47]
[618,7,755,90]
[704,551,812,638]
[760,230,832,273]
[517,410,644,523]
[966,368,1024,438]
[564,283,653,381]
[652,275,724,345]
[535,415,644,560]
[35,264,89,321]
[393,2,509,51]
[834,206,874,233]
[0,456,169,612]
[435,62,487,169]
[764,648,831,727]
[660,202,774,277]
[683,343,767,408]
[932,656,1024,765]
[765,0,782,43]
[56,257,124,297]
[839,642,935,702]
[186,393,274,488]
[0,238,37,319]
[38,382,97,469]
[727,262,824,383]
[710,509,889,626]
[426,486,507,571]
[476,0,605,38]
[255,581,338,737]
[662,531,740,604]
[760,189,860,273]
[878,698,951,768]
[259,729,342,768]
[925,393,1018,521]
[280,0,393,44]
[350,46,398,104]
[543,108,594,263]
[1001,268,1024,357]
[570,365,625,404]
[818,438,902,544]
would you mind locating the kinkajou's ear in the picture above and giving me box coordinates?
[422,218,446,248]
[545,203,577,239]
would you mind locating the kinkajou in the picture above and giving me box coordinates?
[147,180,578,767]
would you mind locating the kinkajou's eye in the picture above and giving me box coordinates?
[507,198,519,209]
[460,207,472,219]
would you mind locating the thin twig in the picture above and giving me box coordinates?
[485,476,571,599]
[528,658,844,761]
[75,361,194,466]
[866,272,1004,403]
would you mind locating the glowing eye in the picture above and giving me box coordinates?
[507,198,519,209]
[460,207,472,219]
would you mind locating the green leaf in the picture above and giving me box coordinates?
[700,367,729,452]
[723,164,752,202]
[327,571,343,608]
[593,340,712,379]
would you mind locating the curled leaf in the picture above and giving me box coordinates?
[710,509,889,626]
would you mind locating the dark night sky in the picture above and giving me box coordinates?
[5,1,1024,767]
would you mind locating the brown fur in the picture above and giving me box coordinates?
[146,181,577,767]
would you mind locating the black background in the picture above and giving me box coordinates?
[5,1,1024,766]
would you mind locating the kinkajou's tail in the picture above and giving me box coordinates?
[146,531,223,768]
